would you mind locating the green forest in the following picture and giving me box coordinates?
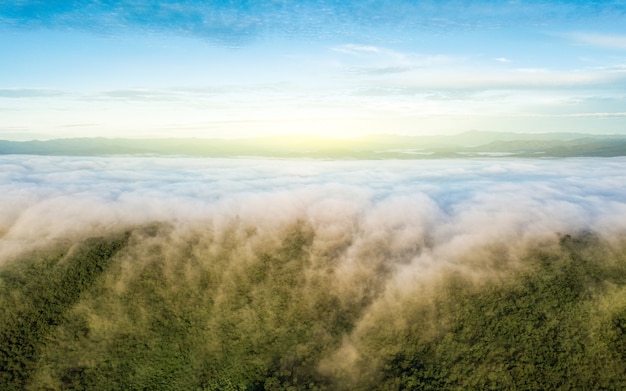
[1,223,625,390]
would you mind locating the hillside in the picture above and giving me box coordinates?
[1,225,626,390]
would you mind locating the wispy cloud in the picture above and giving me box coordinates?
[558,112,626,118]
[331,41,626,91]
[380,67,626,90]
[332,44,459,76]
[0,88,67,98]
[93,89,186,102]
[566,32,626,50]
[332,44,385,55]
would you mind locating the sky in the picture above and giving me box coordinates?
[1,1,626,140]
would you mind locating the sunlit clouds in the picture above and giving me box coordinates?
[1,1,626,139]
[2,156,626,260]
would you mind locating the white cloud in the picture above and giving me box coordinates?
[567,32,626,50]
[0,88,67,98]
[383,67,626,89]
[2,156,626,262]
[332,44,384,55]
[332,44,459,72]
[331,44,626,90]
[560,112,626,118]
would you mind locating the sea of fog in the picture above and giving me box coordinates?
[2,155,626,261]
[2,155,626,389]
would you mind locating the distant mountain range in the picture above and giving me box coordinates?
[2,131,626,158]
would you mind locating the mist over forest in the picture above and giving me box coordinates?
[2,155,626,389]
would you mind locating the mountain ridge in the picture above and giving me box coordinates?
[1,131,626,158]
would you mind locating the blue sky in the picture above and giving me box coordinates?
[1,1,626,140]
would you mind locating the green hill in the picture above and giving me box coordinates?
[1,224,626,390]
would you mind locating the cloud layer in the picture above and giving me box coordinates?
[2,155,626,261]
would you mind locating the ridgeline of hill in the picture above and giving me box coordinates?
[2,131,626,158]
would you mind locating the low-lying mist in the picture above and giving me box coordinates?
[1,156,626,389]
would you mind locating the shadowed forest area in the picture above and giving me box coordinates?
[1,222,625,390]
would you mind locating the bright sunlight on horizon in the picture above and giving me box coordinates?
[1,1,626,140]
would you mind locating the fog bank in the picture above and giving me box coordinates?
[2,156,626,389]
[2,156,626,261]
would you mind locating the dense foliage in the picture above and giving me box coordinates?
[1,224,625,390]
[0,233,130,390]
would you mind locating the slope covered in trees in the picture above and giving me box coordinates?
[1,223,625,390]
